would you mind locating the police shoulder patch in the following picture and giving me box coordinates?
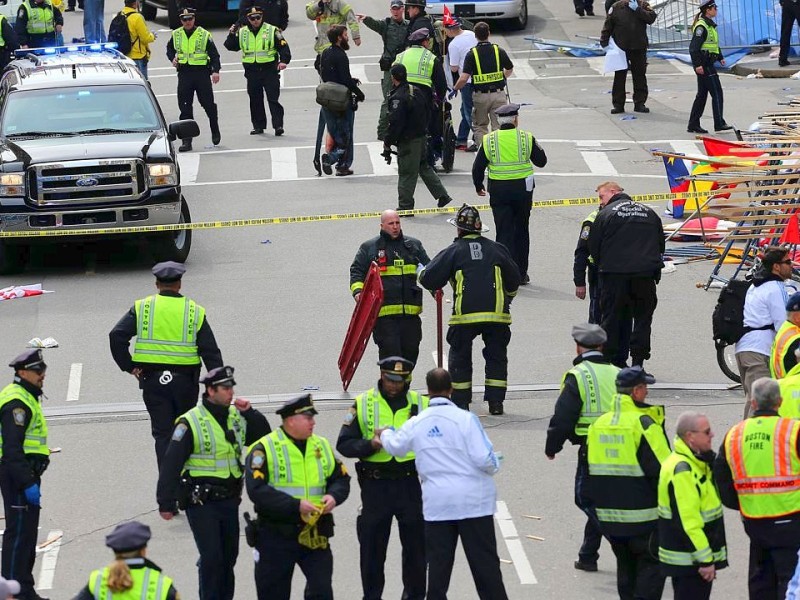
[250,449,266,470]
[12,408,25,426]
[343,407,356,425]
[390,99,400,110]
[172,423,188,441]
[17,8,25,18]
[695,27,704,36]
[579,225,591,240]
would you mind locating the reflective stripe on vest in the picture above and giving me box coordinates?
[0,15,7,46]
[770,320,800,378]
[183,405,246,479]
[395,46,434,88]
[659,546,727,567]
[779,366,800,419]
[587,394,646,478]
[0,383,49,458]
[22,0,54,34]
[132,295,205,365]
[484,129,535,181]
[724,416,800,518]
[262,429,335,503]
[172,27,210,65]
[356,389,427,463]
[88,563,172,600]
[693,20,719,54]
[378,260,423,317]
[239,23,277,64]
[596,506,658,523]
[470,45,503,85]
[448,264,512,326]
[564,361,620,436]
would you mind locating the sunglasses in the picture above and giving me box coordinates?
[780,259,794,265]
[248,14,262,19]
[180,15,194,20]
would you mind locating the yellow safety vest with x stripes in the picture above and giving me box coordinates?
[260,428,335,504]
[182,404,246,480]
[239,23,277,64]
[132,295,206,366]
[172,27,211,65]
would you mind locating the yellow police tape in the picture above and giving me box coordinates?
[0,190,695,239]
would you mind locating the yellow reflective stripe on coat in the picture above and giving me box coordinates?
[378,304,423,317]
[172,27,210,65]
[484,129,535,181]
[356,388,420,463]
[183,405,246,479]
[596,507,658,523]
[239,23,277,63]
[485,379,506,388]
[394,46,434,87]
[449,312,511,325]
[132,295,205,365]
[22,1,55,34]
[470,45,503,85]
[0,383,49,458]
[88,565,172,600]
[262,429,334,504]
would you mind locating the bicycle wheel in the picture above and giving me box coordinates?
[716,343,741,383]
[442,119,456,173]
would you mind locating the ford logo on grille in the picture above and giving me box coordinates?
[75,177,99,187]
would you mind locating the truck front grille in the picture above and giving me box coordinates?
[29,159,145,206]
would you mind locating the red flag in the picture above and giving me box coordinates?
[701,136,763,158]
[442,5,454,26]
[780,213,800,245]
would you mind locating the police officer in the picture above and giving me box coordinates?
[15,0,62,49]
[337,357,427,600]
[73,522,179,600]
[109,261,223,471]
[714,377,800,599]
[771,292,800,379]
[0,350,50,600]
[357,0,408,141]
[573,184,617,324]
[166,8,222,152]
[419,204,520,415]
[471,103,546,286]
[225,7,291,136]
[350,209,430,366]
[546,324,619,573]
[245,395,350,600]
[385,64,453,212]
[586,366,670,600]
[453,22,513,146]
[658,412,727,600]
[403,0,436,52]
[157,366,271,600]
[238,0,288,30]
[0,16,19,71]
[687,0,732,134]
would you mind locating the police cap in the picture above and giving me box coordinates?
[200,365,236,387]
[571,323,607,348]
[448,203,489,233]
[495,103,521,117]
[246,6,263,16]
[178,7,196,18]
[105,521,151,553]
[378,356,414,381]
[276,394,318,418]
[404,0,425,7]
[616,366,655,387]
[698,0,716,10]
[390,0,404,7]
[9,349,46,372]
[152,260,185,282]
[0,578,20,598]
[408,28,430,42]
[787,291,800,312]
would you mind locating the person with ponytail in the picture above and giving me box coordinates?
[687,0,733,134]
[72,521,180,600]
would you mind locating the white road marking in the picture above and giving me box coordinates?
[585,56,607,76]
[65,363,82,403]
[431,350,438,367]
[495,501,537,584]
[580,151,619,176]
[667,58,697,75]
[349,63,370,84]
[177,153,201,184]
[576,140,602,147]
[36,529,62,590]
[670,140,704,157]
[366,142,397,177]
[509,63,538,80]
[269,147,299,181]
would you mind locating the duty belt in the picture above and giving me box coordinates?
[356,462,417,480]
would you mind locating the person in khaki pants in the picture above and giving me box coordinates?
[452,21,512,148]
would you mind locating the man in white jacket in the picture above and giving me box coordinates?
[380,368,508,600]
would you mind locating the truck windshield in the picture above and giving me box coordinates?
[1,85,161,137]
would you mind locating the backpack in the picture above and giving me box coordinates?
[315,81,351,113]
[108,12,133,55]
[712,278,772,346]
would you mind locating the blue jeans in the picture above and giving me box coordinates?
[457,83,473,144]
[83,0,106,43]
[134,57,148,79]
[321,106,354,169]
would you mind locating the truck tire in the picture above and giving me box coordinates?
[141,1,157,20]
[0,243,27,275]
[168,0,180,29]
[150,199,192,263]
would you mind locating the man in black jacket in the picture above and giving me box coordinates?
[419,204,520,415]
[319,24,365,176]
[385,64,452,211]
[589,181,664,372]
[600,0,657,114]
[350,208,430,367]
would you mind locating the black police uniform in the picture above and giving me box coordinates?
[419,208,520,411]
[238,0,288,29]
[0,350,50,600]
[336,367,426,600]
[224,18,291,134]
[405,11,437,54]
[545,349,612,569]
[108,265,223,469]
[245,397,351,600]
[165,17,222,150]
[461,41,513,95]
[14,0,62,49]
[588,192,664,369]
[156,368,271,600]
[574,207,603,325]
[0,18,19,71]
[687,14,728,133]
[471,117,547,284]
[350,229,430,365]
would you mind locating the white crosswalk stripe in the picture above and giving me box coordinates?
[270,147,300,180]
[580,151,619,176]
[366,142,398,177]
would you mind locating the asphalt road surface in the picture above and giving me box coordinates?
[1,0,795,596]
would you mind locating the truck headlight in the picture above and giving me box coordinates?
[0,173,25,197]
[148,164,177,188]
